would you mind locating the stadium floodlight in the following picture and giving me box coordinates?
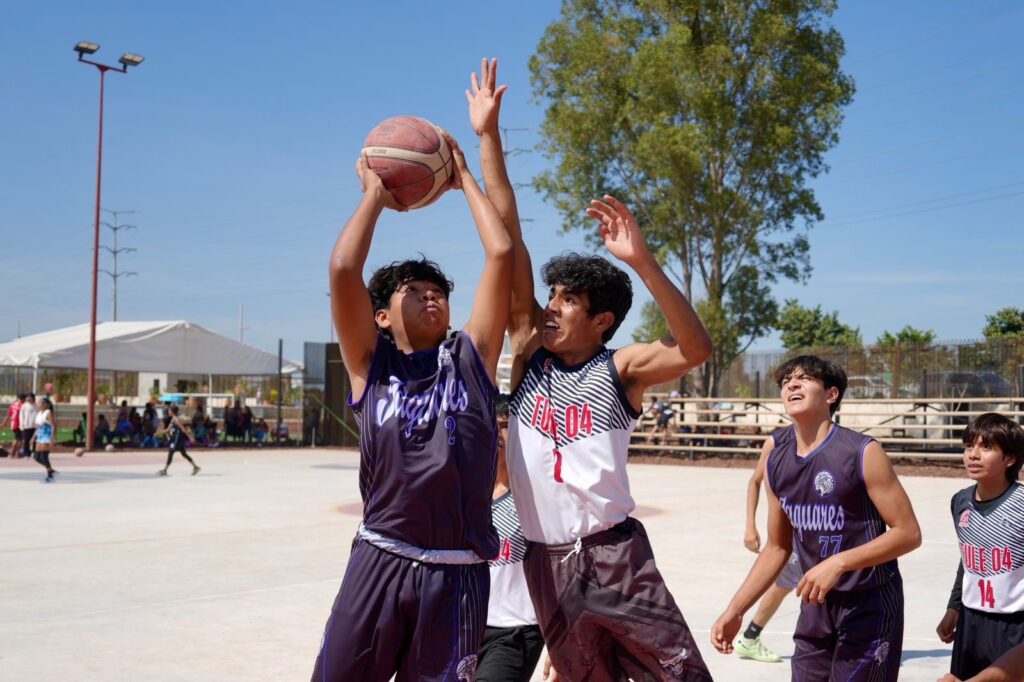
[74,41,100,55]
[119,53,144,68]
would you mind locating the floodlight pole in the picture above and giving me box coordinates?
[77,50,134,452]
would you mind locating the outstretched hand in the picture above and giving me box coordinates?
[354,158,406,212]
[586,195,652,267]
[466,57,508,136]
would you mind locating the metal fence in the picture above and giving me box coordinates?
[631,395,1024,460]
[716,338,1024,400]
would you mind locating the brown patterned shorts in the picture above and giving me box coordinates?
[524,518,713,681]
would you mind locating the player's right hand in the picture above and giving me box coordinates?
[936,675,961,682]
[542,653,560,681]
[743,527,761,553]
[936,607,959,643]
[711,610,741,654]
[354,159,405,212]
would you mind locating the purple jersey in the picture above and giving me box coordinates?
[767,424,899,592]
[350,330,499,560]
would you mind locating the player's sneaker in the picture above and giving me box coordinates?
[191,466,201,476]
[734,636,781,663]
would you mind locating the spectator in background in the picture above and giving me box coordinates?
[205,415,220,446]
[253,418,269,447]
[2,393,24,457]
[72,411,87,445]
[114,408,132,444]
[95,414,113,445]
[128,407,142,444]
[242,406,254,443]
[19,393,38,458]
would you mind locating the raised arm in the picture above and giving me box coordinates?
[587,196,712,406]
[328,160,403,402]
[712,469,794,654]
[451,135,514,382]
[795,441,922,604]
[744,437,775,553]
[468,58,542,383]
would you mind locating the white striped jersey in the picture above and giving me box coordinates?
[487,491,537,627]
[507,346,640,545]
[952,482,1024,614]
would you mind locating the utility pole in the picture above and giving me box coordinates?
[100,208,137,321]
[239,304,250,343]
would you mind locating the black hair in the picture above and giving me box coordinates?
[17,392,26,401]
[367,257,454,316]
[496,393,511,421]
[169,405,180,415]
[541,253,633,343]
[963,412,1024,481]
[773,355,848,416]
[26,392,35,399]
[40,397,53,411]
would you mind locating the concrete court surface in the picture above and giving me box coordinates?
[0,448,964,681]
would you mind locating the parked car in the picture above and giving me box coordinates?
[924,371,1014,399]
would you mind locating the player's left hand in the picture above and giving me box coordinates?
[466,57,508,135]
[795,555,845,604]
[936,675,960,682]
[586,195,652,268]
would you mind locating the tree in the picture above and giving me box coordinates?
[983,307,1024,339]
[530,0,854,395]
[776,300,861,350]
[876,326,936,348]
[632,300,671,343]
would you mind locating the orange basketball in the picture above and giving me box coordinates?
[361,116,453,209]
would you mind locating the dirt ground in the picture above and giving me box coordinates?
[629,452,966,478]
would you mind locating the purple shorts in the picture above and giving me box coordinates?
[792,574,904,681]
[311,538,489,682]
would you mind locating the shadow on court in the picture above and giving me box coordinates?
[0,471,221,484]
[902,648,953,661]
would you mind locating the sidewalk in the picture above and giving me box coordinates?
[0,449,961,680]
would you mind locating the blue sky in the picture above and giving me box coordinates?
[2,1,1022,362]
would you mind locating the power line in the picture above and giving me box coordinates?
[100,208,138,321]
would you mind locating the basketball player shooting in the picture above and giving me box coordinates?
[312,132,512,681]
[469,57,714,681]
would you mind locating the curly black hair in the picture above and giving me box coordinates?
[541,253,633,343]
[367,257,454,316]
[773,355,848,416]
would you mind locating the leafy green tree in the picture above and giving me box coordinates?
[983,307,1024,339]
[776,299,861,350]
[875,326,936,348]
[530,0,853,395]
[632,300,671,343]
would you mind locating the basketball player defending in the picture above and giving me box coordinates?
[469,58,714,681]
[312,134,512,681]
[711,355,922,681]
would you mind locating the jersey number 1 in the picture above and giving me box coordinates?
[978,579,996,608]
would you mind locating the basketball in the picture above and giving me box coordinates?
[361,116,453,209]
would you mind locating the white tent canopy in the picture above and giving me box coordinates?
[0,321,301,374]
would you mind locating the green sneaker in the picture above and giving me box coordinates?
[734,636,782,663]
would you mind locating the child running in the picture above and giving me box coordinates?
[936,413,1024,680]
[156,405,199,476]
[712,355,922,681]
[311,131,511,681]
